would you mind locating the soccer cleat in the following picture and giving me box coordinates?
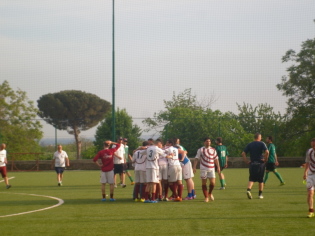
[109,198,116,201]
[259,195,264,199]
[131,182,135,185]
[134,198,139,202]
[58,183,61,186]
[163,197,169,202]
[307,212,314,218]
[219,187,225,190]
[144,200,151,203]
[122,184,127,188]
[140,198,145,202]
[101,198,106,202]
[114,185,117,188]
[193,195,197,199]
[6,185,11,189]
[184,196,193,200]
[247,191,252,199]
[168,197,174,201]
[280,182,285,186]
[210,194,214,201]
[174,197,182,202]
[150,200,158,203]
[204,198,209,203]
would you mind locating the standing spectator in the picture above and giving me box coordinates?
[112,137,125,188]
[93,140,120,201]
[242,133,269,199]
[0,143,11,189]
[264,136,285,185]
[303,138,315,218]
[193,137,221,202]
[51,144,70,186]
[215,137,229,190]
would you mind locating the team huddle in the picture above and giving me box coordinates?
[93,137,229,203]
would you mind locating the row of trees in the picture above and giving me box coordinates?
[1,35,314,159]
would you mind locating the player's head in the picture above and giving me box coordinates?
[173,137,180,145]
[142,141,149,146]
[117,137,123,143]
[148,138,154,145]
[154,140,162,148]
[203,137,211,147]
[57,144,62,151]
[123,138,128,144]
[103,141,111,148]
[168,139,174,146]
[156,138,163,145]
[266,136,273,143]
[0,143,6,150]
[254,133,261,141]
[216,137,222,145]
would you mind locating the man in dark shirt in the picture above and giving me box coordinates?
[242,133,269,200]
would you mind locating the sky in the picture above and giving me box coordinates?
[1,0,315,141]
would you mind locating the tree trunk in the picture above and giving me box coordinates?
[73,126,81,160]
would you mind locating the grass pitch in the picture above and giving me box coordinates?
[0,168,314,236]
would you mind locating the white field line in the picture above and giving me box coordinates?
[0,176,15,183]
[0,192,64,218]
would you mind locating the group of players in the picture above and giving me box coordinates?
[93,136,229,203]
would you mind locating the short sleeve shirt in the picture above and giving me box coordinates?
[53,150,68,167]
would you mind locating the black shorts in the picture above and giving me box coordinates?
[249,162,265,183]
[266,163,276,172]
[55,167,65,174]
[114,164,123,174]
[215,165,225,172]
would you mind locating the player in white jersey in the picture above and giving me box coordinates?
[174,138,195,200]
[0,143,11,189]
[132,141,149,202]
[303,138,315,218]
[193,137,221,202]
[112,137,125,188]
[140,140,171,203]
[165,139,186,202]
[51,144,70,186]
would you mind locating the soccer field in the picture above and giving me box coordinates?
[0,168,314,236]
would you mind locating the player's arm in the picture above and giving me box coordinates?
[241,151,250,164]
[65,153,70,167]
[274,148,279,166]
[193,150,200,173]
[4,157,7,164]
[92,153,103,168]
[225,155,228,168]
[263,149,269,163]
[215,158,221,174]
[304,162,310,180]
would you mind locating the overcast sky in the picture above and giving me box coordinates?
[1,0,315,141]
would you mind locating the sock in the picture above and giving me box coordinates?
[208,184,214,195]
[222,179,226,186]
[202,185,208,198]
[110,193,113,198]
[156,184,161,198]
[247,188,251,191]
[164,183,169,198]
[274,172,284,183]
[192,189,195,197]
[309,209,314,213]
[128,175,134,182]
[188,192,192,198]
[152,192,156,201]
[135,184,140,199]
[178,184,183,198]
[171,183,178,198]
[259,190,263,196]
[141,184,146,199]
[220,179,224,187]
[144,192,149,200]
[264,172,269,183]
[102,194,105,199]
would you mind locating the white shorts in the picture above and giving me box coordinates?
[146,168,159,183]
[135,170,147,183]
[168,165,182,182]
[200,169,216,179]
[181,162,194,180]
[100,170,114,184]
[159,164,168,180]
[306,173,315,191]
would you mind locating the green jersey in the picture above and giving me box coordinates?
[216,145,229,168]
[267,143,276,163]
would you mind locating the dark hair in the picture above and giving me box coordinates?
[204,137,211,142]
[267,136,273,142]
[142,141,149,146]
[254,133,261,139]
[216,137,222,143]
[311,138,315,142]
[148,138,154,141]
[168,139,174,145]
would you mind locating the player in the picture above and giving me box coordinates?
[215,137,229,190]
[263,136,285,185]
[303,138,315,218]
[112,137,125,188]
[174,138,195,200]
[242,133,269,199]
[132,141,148,202]
[193,137,220,202]
[0,143,11,189]
[93,140,121,201]
[51,144,70,186]
[157,140,169,201]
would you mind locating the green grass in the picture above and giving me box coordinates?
[0,168,314,236]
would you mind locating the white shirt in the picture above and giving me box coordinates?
[165,146,180,166]
[141,145,166,169]
[195,146,218,171]
[0,149,7,167]
[53,150,68,167]
[112,144,125,164]
[133,150,147,172]
[306,148,315,174]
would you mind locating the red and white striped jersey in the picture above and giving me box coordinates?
[306,148,315,174]
[195,146,218,171]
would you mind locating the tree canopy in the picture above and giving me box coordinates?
[37,90,111,159]
[0,80,42,156]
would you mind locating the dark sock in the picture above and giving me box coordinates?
[259,190,263,196]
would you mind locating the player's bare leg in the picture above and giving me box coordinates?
[202,179,209,202]
[307,189,314,217]
[208,178,215,201]
[101,183,106,200]
[109,183,115,200]
[246,181,254,199]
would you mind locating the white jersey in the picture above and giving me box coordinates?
[306,148,315,174]
[141,145,166,169]
[158,146,169,166]
[165,146,180,166]
[0,149,7,167]
[195,146,218,171]
[53,150,68,167]
[133,150,147,172]
[112,144,125,164]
